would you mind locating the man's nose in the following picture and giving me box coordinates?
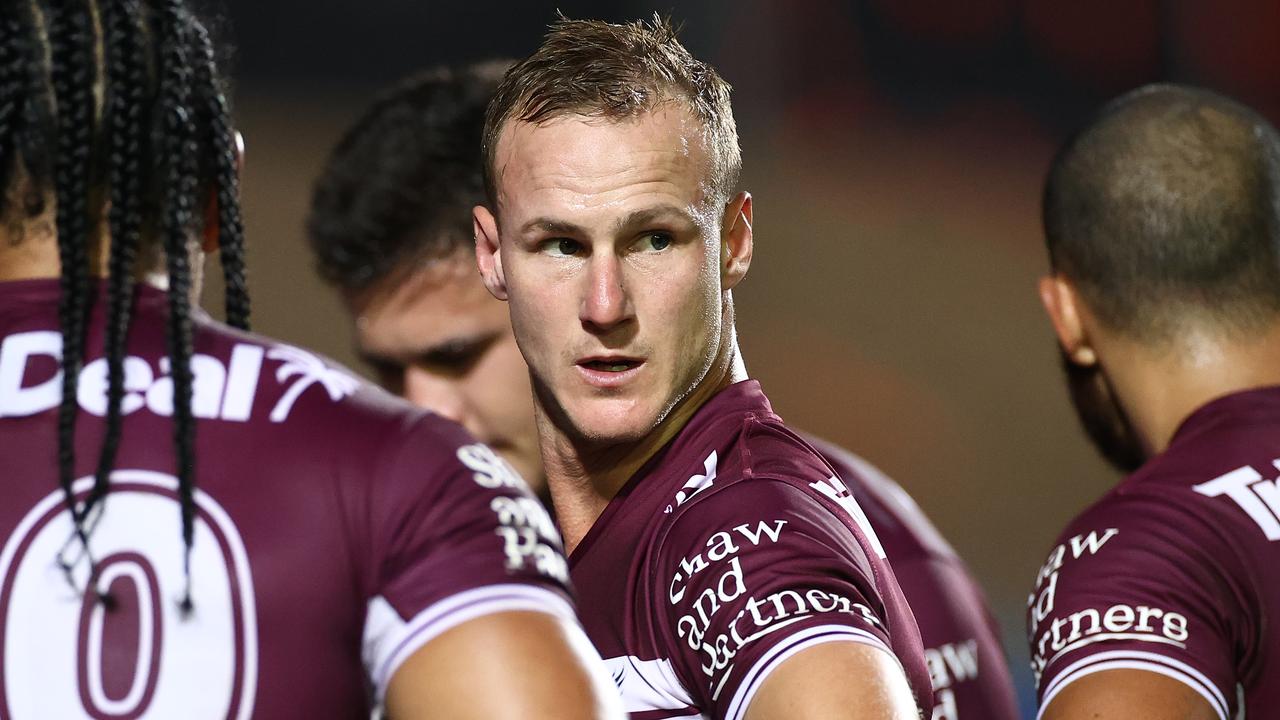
[402,367,468,425]
[580,254,632,333]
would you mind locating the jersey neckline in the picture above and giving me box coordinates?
[567,378,775,565]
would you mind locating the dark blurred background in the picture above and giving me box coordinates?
[206,0,1280,713]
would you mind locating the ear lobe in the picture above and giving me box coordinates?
[234,131,245,174]
[1039,274,1096,366]
[473,205,509,301]
[200,190,219,254]
[199,132,246,255]
[721,192,753,290]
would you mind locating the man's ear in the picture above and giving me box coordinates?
[474,204,508,301]
[1038,274,1096,366]
[720,191,753,291]
[200,131,246,254]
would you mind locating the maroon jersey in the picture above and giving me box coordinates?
[1027,386,1280,719]
[571,380,932,719]
[0,279,573,718]
[809,438,1019,720]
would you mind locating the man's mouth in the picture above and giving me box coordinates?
[579,358,642,372]
[575,356,645,387]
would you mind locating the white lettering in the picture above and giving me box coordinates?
[1102,603,1135,633]
[1030,601,1191,673]
[220,344,263,420]
[705,531,739,562]
[1195,464,1280,540]
[0,331,270,421]
[732,519,787,546]
[1068,529,1118,558]
[76,357,154,416]
[488,495,566,583]
[927,639,980,690]
[457,444,526,490]
[0,331,61,417]
[1030,569,1058,626]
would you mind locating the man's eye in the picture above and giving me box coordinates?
[366,360,404,391]
[639,232,672,252]
[543,238,582,257]
[431,348,483,373]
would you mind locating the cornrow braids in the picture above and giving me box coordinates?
[155,0,199,614]
[3,0,247,616]
[47,0,99,586]
[191,21,248,330]
[85,0,148,523]
[0,12,23,197]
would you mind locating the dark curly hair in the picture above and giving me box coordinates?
[307,61,509,294]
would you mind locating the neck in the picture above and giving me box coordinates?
[541,335,749,554]
[0,210,110,282]
[1104,322,1280,455]
[0,214,198,292]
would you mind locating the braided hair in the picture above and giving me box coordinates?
[0,0,249,614]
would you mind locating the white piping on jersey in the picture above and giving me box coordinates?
[364,583,575,701]
[1045,630,1186,664]
[710,616,810,702]
[601,655,697,714]
[1038,650,1228,720]
[723,624,896,720]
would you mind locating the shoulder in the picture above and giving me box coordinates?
[1027,485,1249,718]
[191,316,431,440]
[804,434,958,562]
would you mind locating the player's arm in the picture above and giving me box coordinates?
[358,423,621,719]
[744,642,918,720]
[655,479,927,720]
[1026,497,1242,720]
[1039,669,1217,720]
[386,610,623,720]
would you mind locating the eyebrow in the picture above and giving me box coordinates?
[518,204,700,237]
[358,331,500,367]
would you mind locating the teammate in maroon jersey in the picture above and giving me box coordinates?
[1028,84,1280,719]
[305,62,548,500]
[474,16,931,719]
[308,62,1018,720]
[0,2,623,717]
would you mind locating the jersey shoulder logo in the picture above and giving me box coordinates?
[666,451,718,514]
[810,474,887,559]
[1193,459,1280,541]
[265,344,358,422]
[0,471,258,718]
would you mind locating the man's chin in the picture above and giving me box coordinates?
[551,394,659,446]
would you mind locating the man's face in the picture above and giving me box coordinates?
[482,106,739,445]
[1058,347,1147,474]
[348,253,543,485]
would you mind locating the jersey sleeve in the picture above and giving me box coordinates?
[1025,494,1245,720]
[893,556,1020,720]
[358,415,574,700]
[654,478,906,720]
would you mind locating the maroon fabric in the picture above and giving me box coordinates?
[809,438,1019,720]
[0,279,571,719]
[1027,386,1280,720]
[570,380,933,720]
